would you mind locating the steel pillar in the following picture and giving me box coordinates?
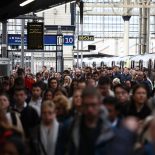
[122,16,131,56]
[141,1,148,54]
[21,19,25,68]
[2,21,8,58]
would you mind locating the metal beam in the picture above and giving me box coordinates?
[84,3,155,8]
[0,0,73,21]
[7,50,56,52]
[15,15,44,20]
[82,11,155,16]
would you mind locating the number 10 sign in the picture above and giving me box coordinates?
[64,36,74,46]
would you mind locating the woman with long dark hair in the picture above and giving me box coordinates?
[42,89,54,102]
[126,84,151,120]
[68,79,78,97]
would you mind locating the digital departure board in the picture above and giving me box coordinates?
[78,35,94,41]
[27,22,44,50]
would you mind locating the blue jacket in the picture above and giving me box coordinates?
[112,72,121,80]
[144,143,155,155]
[120,73,132,83]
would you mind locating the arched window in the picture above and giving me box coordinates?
[148,59,152,70]
[82,62,86,67]
[100,61,104,67]
[120,61,125,69]
[92,62,96,67]
[139,60,143,70]
[112,61,115,67]
[148,59,152,78]
[131,60,135,69]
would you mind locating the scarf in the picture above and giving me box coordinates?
[40,119,59,155]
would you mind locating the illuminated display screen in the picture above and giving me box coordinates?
[27,22,44,49]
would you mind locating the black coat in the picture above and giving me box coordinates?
[125,101,151,120]
[13,105,40,138]
[55,114,136,155]
[30,124,61,155]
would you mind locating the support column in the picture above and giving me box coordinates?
[21,19,25,68]
[42,52,45,67]
[31,52,34,73]
[141,1,147,54]
[42,12,45,67]
[81,23,83,68]
[115,38,119,56]
[77,11,80,68]
[2,21,8,58]
[123,0,131,56]
[139,1,142,54]
[122,16,131,56]
[80,1,84,68]
[146,4,150,53]
[56,26,63,73]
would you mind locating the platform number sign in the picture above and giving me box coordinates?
[64,36,74,46]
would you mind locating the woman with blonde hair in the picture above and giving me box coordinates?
[53,95,70,124]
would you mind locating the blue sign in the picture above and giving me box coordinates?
[44,35,57,45]
[64,35,74,46]
[8,34,27,45]
[8,34,74,46]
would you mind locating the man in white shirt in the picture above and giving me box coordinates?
[29,83,42,116]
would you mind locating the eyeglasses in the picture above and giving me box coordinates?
[83,103,99,109]
[115,91,127,95]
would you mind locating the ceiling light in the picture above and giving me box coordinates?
[20,0,35,7]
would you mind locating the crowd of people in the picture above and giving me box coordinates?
[0,65,155,155]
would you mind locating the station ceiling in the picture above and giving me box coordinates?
[0,0,73,21]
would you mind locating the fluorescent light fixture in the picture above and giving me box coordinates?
[20,0,35,7]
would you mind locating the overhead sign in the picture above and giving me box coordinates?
[8,34,74,46]
[64,35,74,46]
[27,22,44,50]
[8,34,27,45]
[88,45,96,50]
[78,35,94,41]
[44,35,57,45]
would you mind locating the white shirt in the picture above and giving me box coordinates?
[29,97,42,116]
[43,78,48,84]
[111,118,119,127]
[40,119,59,155]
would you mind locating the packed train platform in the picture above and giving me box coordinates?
[0,65,155,155]
[1,0,155,155]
